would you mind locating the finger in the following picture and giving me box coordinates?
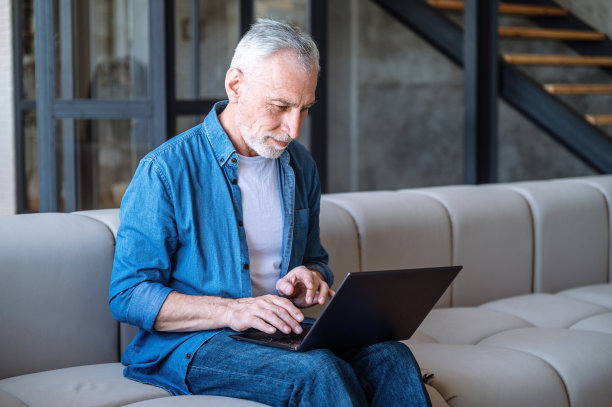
[276,280,293,296]
[255,306,295,334]
[260,296,304,334]
[296,270,317,305]
[264,305,303,334]
[270,297,304,334]
[317,282,330,305]
[248,316,277,335]
[272,296,305,324]
[276,274,298,297]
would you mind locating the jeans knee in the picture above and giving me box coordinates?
[373,341,415,360]
[364,341,413,362]
[294,349,349,381]
[290,350,367,407]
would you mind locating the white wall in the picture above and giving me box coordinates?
[0,0,15,215]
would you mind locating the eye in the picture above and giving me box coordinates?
[272,104,289,112]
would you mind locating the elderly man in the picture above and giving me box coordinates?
[109,19,431,406]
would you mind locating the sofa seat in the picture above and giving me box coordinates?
[410,342,570,407]
[406,283,612,407]
[0,363,169,407]
[123,395,270,406]
[0,363,448,407]
[118,387,447,407]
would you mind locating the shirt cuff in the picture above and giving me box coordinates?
[127,282,174,332]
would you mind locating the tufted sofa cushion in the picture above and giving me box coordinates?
[501,181,609,293]
[325,191,453,307]
[404,185,534,306]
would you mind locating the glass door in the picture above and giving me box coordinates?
[34,0,166,212]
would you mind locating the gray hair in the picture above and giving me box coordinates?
[230,18,320,75]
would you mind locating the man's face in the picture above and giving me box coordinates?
[235,50,318,158]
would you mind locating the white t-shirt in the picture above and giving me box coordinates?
[237,154,283,297]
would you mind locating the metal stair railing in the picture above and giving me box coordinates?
[372,0,612,174]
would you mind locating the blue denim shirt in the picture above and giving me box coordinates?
[109,101,332,395]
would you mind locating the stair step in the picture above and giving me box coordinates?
[426,0,569,16]
[499,27,605,41]
[503,54,612,66]
[586,115,612,125]
[544,84,612,94]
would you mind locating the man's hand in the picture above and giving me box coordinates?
[276,266,335,308]
[153,268,334,334]
[153,291,305,334]
[224,295,305,335]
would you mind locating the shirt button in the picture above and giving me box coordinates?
[232,179,238,185]
[238,221,243,227]
[231,158,237,163]
[243,263,249,270]
[186,353,191,359]
[220,157,224,163]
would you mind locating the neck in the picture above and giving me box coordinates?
[218,103,258,157]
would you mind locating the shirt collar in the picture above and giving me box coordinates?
[202,100,238,168]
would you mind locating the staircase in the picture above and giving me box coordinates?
[373,0,612,174]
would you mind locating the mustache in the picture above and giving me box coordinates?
[265,134,292,144]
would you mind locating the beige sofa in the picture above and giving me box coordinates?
[1,175,611,406]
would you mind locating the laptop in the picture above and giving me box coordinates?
[229,265,462,351]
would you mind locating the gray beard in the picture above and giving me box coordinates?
[240,124,291,159]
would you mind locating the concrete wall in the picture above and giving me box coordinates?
[327,0,609,192]
[0,0,15,215]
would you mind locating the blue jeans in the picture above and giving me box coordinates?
[186,329,431,407]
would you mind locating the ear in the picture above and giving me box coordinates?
[225,67,243,103]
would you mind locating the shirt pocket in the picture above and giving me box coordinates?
[291,208,310,263]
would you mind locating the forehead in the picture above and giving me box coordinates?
[247,50,318,104]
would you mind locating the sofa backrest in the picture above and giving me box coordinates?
[0,213,119,379]
[323,191,454,307]
[321,175,611,307]
[503,180,609,293]
[405,185,534,306]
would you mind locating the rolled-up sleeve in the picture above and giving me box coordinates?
[109,158,178,332]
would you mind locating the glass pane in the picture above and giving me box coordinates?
[175,0,238,100]
[24,111,38,212]
[54,119,151,210]
[176,115,203,134]
[254,0,307,29]
[21,0,36,100]
[55,0,150,99]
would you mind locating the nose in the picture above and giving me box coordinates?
[282,109,303,140]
